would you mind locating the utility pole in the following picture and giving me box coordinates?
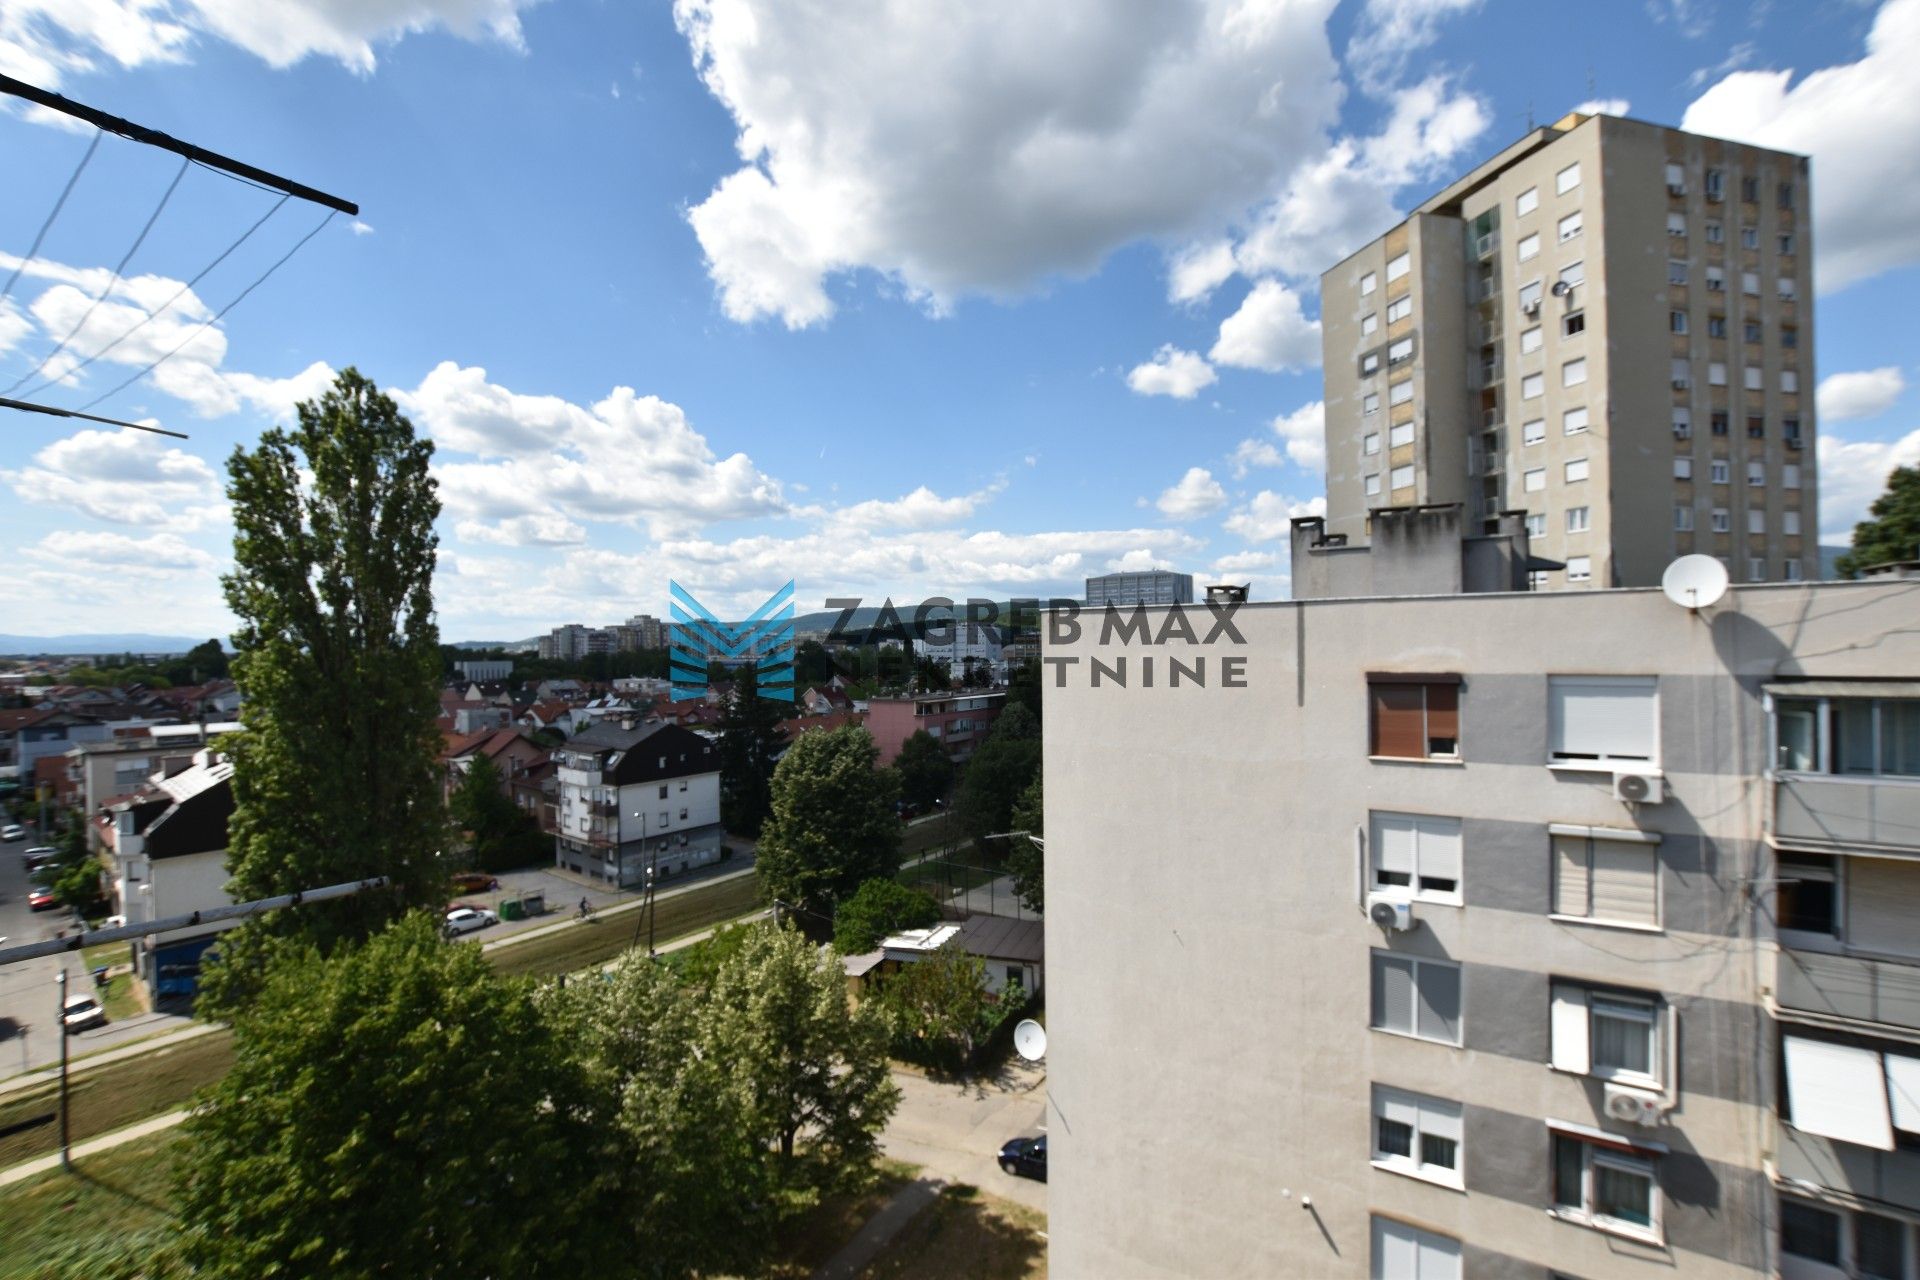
[55,969,71,1171]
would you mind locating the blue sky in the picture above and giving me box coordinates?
[1,0,1916,640]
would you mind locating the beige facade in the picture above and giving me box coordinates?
[1321,112,1818,590]
[1042,580,1920,1277]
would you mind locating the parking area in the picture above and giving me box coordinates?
[438,846,758,942]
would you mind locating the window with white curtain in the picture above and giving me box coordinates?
[1551,982,1667,1086]
[1552,827,1660,927]
[1549,676,1657,764]
[1370,811,1462,900]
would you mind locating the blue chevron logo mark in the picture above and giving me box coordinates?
[668,580,795,702]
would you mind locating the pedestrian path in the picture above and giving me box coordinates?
[0,1108,191,1190]
[811,1176,946,1280]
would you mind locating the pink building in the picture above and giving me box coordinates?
[866,691,1006,765]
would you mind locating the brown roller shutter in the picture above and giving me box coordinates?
[1425,683,1459,755]
[1371,683,1425,758]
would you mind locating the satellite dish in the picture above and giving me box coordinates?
[1013,1019,1048,1062]
[1661,554,1729,610]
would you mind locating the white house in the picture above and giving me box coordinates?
[551,719,724,887]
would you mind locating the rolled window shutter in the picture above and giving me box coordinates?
[1374,814,1416,882]
[1371,684,1425,758]
[1592,840,1658,925]
[1420,817,1462,885]
[1425,683,1459,751]
[1552,835,1591,916]
[1551,983,1590,1073]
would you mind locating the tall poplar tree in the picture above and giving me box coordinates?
[205,369,446,1004]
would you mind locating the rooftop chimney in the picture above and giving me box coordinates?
[1205,583,1250,605]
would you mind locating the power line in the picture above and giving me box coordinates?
[4,155,191,396]
[78,208,335,412]
[15,193,289,401]
[0,395,188,440]
[0,74,358,216]
[0,128,101,306]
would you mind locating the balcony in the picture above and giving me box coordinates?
[1775,774,1920,855]
[1777,1122,1920,1215]
[1777,947,1920,1034]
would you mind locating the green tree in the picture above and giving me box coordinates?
[718,662,788,836]
[449,752,546,873]
[1004,657,1042,724]
[45,808,104,916]
[832,877,941,954]
[793,639,836,687]
[1838,464,1920,578]
[912,655,951,692]
[673,918,763,989]
[891,728,953,810]
[205,369,447,1009]
[175,915,600,1279]
[874,946,998,1074]
[540,951,773,1278]
[1007,773,1044,914]
[702,925,898,1208]
[955,703,1041,856]
[756,726,901,917]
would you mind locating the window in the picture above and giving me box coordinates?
[1559,259,1585,288]
[1667,259,1688,285]
[1549,675,1656,765]
[1741,175,1759,203]
[1386,295,1412,324]
[1390,463,1415,489]
[1368,676,1459,759]
[1783,463,1800,489]
[1517,232,1541,262]
[659,811,669,825]
[1389,422,1415,448]
[1526,512,1546,538]
[1551,1131,1661,1241]
[1370,951,1461,1044]
[1705,168,1724,201]
[1360,270,1377,296]
[1365,473,1382,496]
[1784,510,1801,535]
[1711,460,1732,484]
[1669,310,1688,334]
[1361,312,1378,337]
[1390,379,1414,406]
[658,784,669,799]
[1523,418,1545,446]
[1664,162,1684,193]
[1782,325,1798,349]
[1709,361,1728,386]
[1744,365,1762,391]
[1372,1087,1463,1186]
[1522,372,1544,400]
[1562,358,1587,388]
[1705,219,1723,244]
[679,779,688,792]
[1779,277,1797,300]
[1558,210,1583,242]
[1711,411,1729,436]
[1779,232,1795,255]
[1674,457,1692,480]
[1670,358,1690,388]
[1553,829,1661,927]
[679,807,688,820]
[1363,392,1380,416]
[1742,270,1760,296]
[1748,460,1766,486]
[1519,279,1544,309]
[1711,508,1731,532]
[1521,325,1543,354]
[1563,310,1586,336]
[1782,369,1799,394]
[1564,406,1589,435]
[1565,457,1590,483]
[1363,432,1380,455]
[1784,560,1803,581]
[1781,1197,1919,1280]
[1371,811,1462,899]
[1566,506,1590,533]
[1386,251,1410,282]
[1362,352,1380,375]
[1665,210,1686,237]
[1371,1217,1461,1280]
[1749,556,1767,582]
[1672,408,1691,439]
[1743,320,1762,344]
[1566,556,1592,581]
[1525,467,1547,492]
[1781,1035,1920,1149]
[1708,314,1727,339]
[1784,416,1801,442]
[1674,505,1693,531]
[1557,162,1581,194]
[1706,265,1725,291]
[1740,224,1759,249]
[1517,186,1539,216]
[1388,336,1414,365]
[1747,413,1766,439]
[1779,180,1794,209]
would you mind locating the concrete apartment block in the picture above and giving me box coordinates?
[1043,579,1920,1278]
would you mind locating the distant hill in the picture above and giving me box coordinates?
[1819,545,1849,580]
[0,633,214,657]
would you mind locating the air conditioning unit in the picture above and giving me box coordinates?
[1367,894,1416,933]
[1521,299,1542,316]
[1613,770,1666,804]
[1603,1083,1669,1126]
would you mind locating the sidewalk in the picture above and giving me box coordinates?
[811,1176,946,1280]
[0,1108,191,1189]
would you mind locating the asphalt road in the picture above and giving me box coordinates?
[881,1059,1049,1216]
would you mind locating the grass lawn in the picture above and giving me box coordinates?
[0,1036,230,1170]
[78,941,129,973]
[857,1182,1047,1280]
[897,858,1003,897]
[0,1130,184,1280]
[488,872,763,980]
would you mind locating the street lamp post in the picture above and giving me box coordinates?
[55,969,70,1171]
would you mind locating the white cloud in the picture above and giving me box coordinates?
[1345,0,1483,94]
[350,220,375,235]
[1107,548,1170,572]
[1682,0,1920,290]
[1572,98,1630,116]
[1155,466,1227,520]
[1209,279,1320,373]
[1818,427,1920,540]
[1687,41,1757,91]
[1228,437,1285,478]
[1167,240,1238,305]
[1270,400,1326,469]
[1,427,226,530]
[673,0,1344,326]
[1223,490,1324,542]
[808,484,1002,532]
[1817,367,1906,422]
[454,514,588,547]
[21,528,219,573]
[1126,345,1216,399]
[0,299,30,356]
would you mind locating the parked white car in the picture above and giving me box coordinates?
[443,907,498,937]
[62,992,107,1033]
[0,824,24,842]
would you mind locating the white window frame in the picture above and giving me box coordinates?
[1556,162,1581,195]
[1566,555,1592,581]
[1360,270,1377,296]
[1521,325,1543,354]
[1783,510,1801,535]
[1386,251,1411,283]
[1362,352,1381,376]
[1517,232,1541,262]
[1667,260,1688,285]
[1559,260,1584,288]
[1526,512,1546,538]
[1565,457,1590,483]
[1548,675,1658,767]
[1524,467,1546,493]
[1361,312,1378,336]
[1782,370,1799,395]
[1710,459,1730,484]
[1706,265,1725,292]
[1665,210,1686,236]
[1779,277,1797,300]
[1558,210,1583,243]
[1674,505,1693,531]
[1363,392,1380,416]
[1674,458,1692,480]
[1371,1216,1462,1280]
[1522,372,1544,401]
[1709,361,1728,387]
[1783,463,1800,490]
[1523,419,1546,446]
[1369,811,1463,903]
[1371,1086,1465,1189]
[1363,432,1380,455]
[1390,379,1414,406]
[1744,365,1763,391]
[1365,472,1382,497]
[1712,508,1730,533]
[1551,1131,1663,1244]
[1748,509,1766,536]
[1566,506,1590,534]
[1748,461,1766,486]
[1388,336,1414,365]
[1562,358,1587,388]
[1742,270,1760,296]
[1389,421,1415,448]
[1370,950,1462,1046]
[1387,295,1412,324]
[1516,186,1539,217]
[1519,279,1544,309]
[1390,464,1415,490]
